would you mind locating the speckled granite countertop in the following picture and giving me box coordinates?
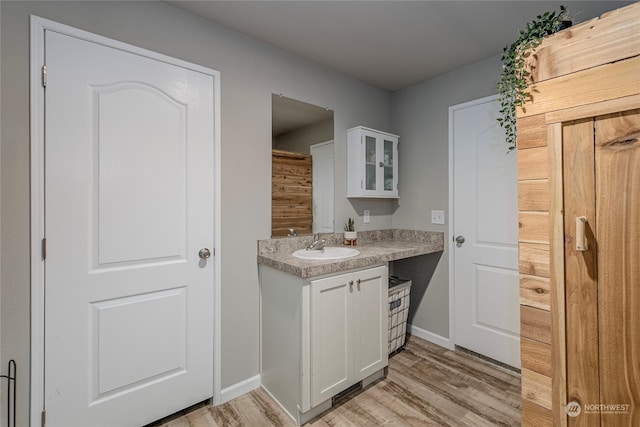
[257,229,444,278]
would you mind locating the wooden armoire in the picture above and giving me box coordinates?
[516,3,640,426]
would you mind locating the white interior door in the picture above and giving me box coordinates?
[311,141,334,233]
[451,95,520,368]
[44,30,215,426]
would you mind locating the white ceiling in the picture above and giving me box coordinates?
[165,1,632,92]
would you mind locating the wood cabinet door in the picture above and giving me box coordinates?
[564,109,640,426]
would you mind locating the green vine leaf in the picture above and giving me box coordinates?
[497,5,569,150]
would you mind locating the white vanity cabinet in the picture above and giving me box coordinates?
[260,264,388,425]
[347,126,399,198]
[310,266,388,406]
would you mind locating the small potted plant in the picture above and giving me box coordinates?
[344,217,357,245]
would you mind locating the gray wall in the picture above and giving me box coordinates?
[0,1,511,424]
[274,118,334,155]
[0,1,392,424]
[390,55,502,338]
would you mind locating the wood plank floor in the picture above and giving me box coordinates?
[153,336,521,426]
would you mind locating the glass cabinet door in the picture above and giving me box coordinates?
[365,135,377,191]
[383,139,394,191]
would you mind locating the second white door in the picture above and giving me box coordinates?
[451,95,520,368]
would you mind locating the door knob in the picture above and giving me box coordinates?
[199,248,211,259]
[455,235,465,244]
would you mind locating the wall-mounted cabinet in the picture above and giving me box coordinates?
[347,126,399,198]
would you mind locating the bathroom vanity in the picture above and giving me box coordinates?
[257,230,443,425]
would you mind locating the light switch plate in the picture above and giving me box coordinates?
[363,210,370,223]
[431,210,445,225]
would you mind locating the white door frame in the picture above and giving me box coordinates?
[447,93,501,350]
[29,16,222,425]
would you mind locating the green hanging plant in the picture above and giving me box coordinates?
[497,5,570,150]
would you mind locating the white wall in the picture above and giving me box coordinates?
[0,1,392,424]
[390,55,503,338]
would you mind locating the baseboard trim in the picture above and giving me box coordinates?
[218,374,261,405]
[408,324,454,350]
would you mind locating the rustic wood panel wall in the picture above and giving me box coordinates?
[272,149,312,237]
[516,3,640,426]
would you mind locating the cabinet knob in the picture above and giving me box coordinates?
[348,280,354,291]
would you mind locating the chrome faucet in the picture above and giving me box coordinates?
[307,233,326,251]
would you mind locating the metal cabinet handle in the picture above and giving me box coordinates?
[348,280,354,291]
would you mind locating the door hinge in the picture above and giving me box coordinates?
[41,410,46,427]
[42,65,47,87]
[42,238,47,261]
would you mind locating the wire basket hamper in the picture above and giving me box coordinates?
[388,278,411,354]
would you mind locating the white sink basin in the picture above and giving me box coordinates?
[292,247,360,260]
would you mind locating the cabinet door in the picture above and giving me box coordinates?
[564,110,640,425]
[380,137,398,196]
[362,131,398,197]
[310,272,352,406]
[352,266,388,380]
[363,133,379,193]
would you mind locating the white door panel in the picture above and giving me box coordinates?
[91,288,187,398]
[45,30,215,426]
[311,141,334,234]
[95,83,187,265]
[474,266,520,336]
[451,96,520,368]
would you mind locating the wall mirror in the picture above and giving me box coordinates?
[272,94,334,237]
